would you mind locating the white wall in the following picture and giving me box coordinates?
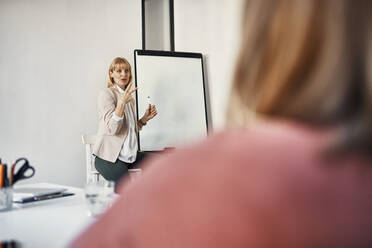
[0,0,141,187]
[174,0,244,130]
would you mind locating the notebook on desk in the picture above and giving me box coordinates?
[13,186,70,203]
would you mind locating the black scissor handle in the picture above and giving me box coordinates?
[14,157,28,165]
[13,158,35,182]
[16,164,35,179]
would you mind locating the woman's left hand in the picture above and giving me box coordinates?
[142,104,157,123]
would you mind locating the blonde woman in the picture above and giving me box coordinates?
[92,57,157,185]
[72,0,372,247]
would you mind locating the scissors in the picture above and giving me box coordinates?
[10,158,35,185]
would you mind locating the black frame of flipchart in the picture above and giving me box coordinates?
[142,0,175,51]
[134,49,209,151]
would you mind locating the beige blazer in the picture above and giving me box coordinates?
[93,86,142,163]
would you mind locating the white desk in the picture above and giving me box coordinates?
[0,183,95,248]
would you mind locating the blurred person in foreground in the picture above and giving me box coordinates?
[71,0,372,247]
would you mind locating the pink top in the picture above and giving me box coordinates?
[71,121,372,247]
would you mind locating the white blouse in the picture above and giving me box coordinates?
[111,85,138,163]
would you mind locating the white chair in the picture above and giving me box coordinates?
[82,134,141,183]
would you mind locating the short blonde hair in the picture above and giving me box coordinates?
[107,57,133,88]
[228,0,372,155]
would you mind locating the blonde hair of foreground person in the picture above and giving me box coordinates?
[228,0,372,156]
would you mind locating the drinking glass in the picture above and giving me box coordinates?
[84,180,115,217]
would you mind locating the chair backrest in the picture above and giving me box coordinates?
[82,134,99,183]
[81,134,142,183]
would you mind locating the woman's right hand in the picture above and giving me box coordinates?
[117,82,137,106]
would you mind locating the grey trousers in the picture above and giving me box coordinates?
[94,152,148,185]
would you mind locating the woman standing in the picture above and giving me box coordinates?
[92,57,157,185]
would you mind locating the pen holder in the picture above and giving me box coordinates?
[0,187,13,211]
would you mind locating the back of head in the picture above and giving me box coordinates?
[228,0,372,155]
